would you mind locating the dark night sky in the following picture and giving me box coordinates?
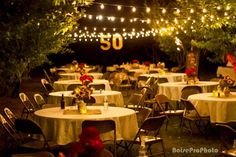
[49,0,173,66]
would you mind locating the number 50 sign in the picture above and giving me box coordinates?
[100,33,123,51]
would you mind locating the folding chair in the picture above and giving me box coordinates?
[180,99,210,136]
[33,93,46,109]
[82,120,117,157]
[41,79,54,95]
[155,94,184,131]
[181,86,202,100]
[19,93,36,118]
[4,107,17,126]
[89,84,106,90]
[125,115,166,157]
[67,84,82,91]
[215,124,236,156]
[15,118,58,151]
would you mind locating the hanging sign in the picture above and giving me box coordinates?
[100,33,123,50]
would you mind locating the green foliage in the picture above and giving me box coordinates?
[0,0,93,96]
[146,0,236,66]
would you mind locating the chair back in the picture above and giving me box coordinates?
[34,93,46,108]
[136,107,153,126]
[15,118,49,149]
[157,77,168,83]
[4,107,17,126]
[83,96,96,104]
[139,115,166,134]
[43,69,53,84]
[215,124,236,150]
[155,94,172,111]
[41,79,54,94]
[126,93,143,108]
[67,84,82,91]
[0,114,16,136]
[82,120,116,157]
[181,99,201,120]
[89,84,106,90]
[181,86,202,100]
[19,93,35,111]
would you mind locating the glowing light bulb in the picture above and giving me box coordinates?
[94,27,96,31]
[217,6,221,10]
[88,15,92,19]
[100,4,104,9]
[117,5,122,10]
[162,8,166,14]
[190,9,194,13]
[98,15,103,20]
[120,18,125,22]
[203,9,207,13]
[176,9,180,13]
[84,27,87,30]
[132,7,136,12]
[146,7,150,13]
[226,6,231,10]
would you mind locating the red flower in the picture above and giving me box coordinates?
[80,74,93,85]
[79,63,85,69]
[132,59,139,64]
[68,126,104,157]
[144,61,151,66]
[185,67,197,77]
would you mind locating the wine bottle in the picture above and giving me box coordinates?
[60,94,65,109]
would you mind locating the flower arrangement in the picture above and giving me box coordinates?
[59,126,104,157]
[72,75,93,99]
[157,62,165,69]
[185,66,197,77]
[219,75,235,89]
[185,66,199,84]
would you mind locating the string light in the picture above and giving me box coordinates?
[100,4,104,9]
[146,7,150,13]
[117,5,122,10]
[132,7,136,12]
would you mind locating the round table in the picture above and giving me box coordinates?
[59,72,103,80]
[158,81,219,100]
[34,106,138,145]
[140,73,186,82]
[53,79,111,91]
[188,92,236,123]
[48,90,124,107]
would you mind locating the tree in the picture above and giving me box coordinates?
[146,0,236,67]
[0,0,93,96]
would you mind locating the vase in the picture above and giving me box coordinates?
[76,100,87,114]
[223,87,230,97]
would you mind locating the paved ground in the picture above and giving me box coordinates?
[0,76,221,157]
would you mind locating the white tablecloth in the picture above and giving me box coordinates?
[188,92,236,123]
[140,73,186,82]
[59,72,103,80]
[53,79,111,91]
[48,90,124,107]
[34,106,138,145]
[158,81,219,100]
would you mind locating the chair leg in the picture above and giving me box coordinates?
[165,119,169,131]
[161,141,166,157]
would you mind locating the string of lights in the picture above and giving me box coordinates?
[74,28,158,42]
[84,1,233,13]
[82,12,235,25]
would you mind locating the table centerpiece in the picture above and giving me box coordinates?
[185,66,199,84]
[72,74,94,113]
